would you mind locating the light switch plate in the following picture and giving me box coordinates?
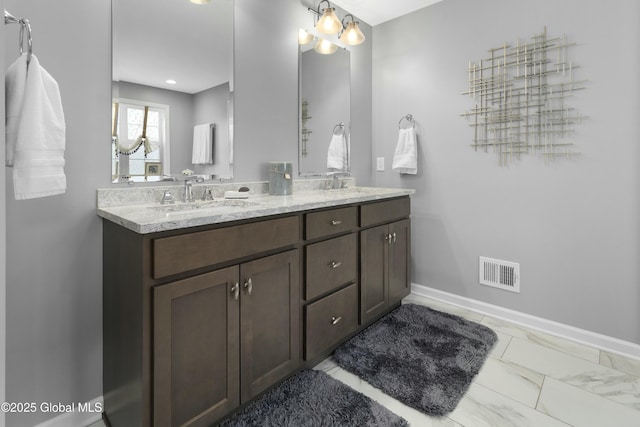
[376,157,385,171]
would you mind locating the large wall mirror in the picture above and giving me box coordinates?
[298,39,351,176]
[111,0,233,183]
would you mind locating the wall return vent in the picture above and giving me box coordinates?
[479,256,520,293]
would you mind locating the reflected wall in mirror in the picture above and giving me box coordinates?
[299,44,350,176]
[112,0,233,183]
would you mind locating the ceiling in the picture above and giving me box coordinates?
[331,0,444,26]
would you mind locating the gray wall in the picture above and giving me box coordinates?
[4,0,111,425]
[2,0,373,425]
[1,0,6,425]
[372,0,640,344]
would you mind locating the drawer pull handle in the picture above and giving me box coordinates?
[385,233,393,244]
[330,261,342,269]
[244,278,253,296]
[392,232,397,243]
[330,220,342,226]
[231,283,240,301]
[331,316,342,325]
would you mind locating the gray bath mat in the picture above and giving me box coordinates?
[220,369,407,426]
[333,303,497,416]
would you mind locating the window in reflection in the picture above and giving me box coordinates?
[112,99,170,182]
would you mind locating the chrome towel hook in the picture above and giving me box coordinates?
[4,10,33,65]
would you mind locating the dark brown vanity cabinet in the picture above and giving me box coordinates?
[360,199,411,325]
[153,250,299,427]
[303,207,359,361]
[103,196,410,426]
[103,216,300,427]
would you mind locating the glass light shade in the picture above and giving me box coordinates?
[314,38,338,55]
[316,8,342,34]
[339,21,365,46]
[298,28,315,45]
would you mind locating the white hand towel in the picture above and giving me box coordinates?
[327,133,348,171]
[392,127,418,174]
[192,123,213,164]
[6,53,66,199]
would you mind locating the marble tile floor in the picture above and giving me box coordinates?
[89,293,640,427]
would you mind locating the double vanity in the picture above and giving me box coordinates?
[98,179,413,426]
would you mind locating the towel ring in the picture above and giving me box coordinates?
[333,122,345,136]
[398,114,415,129]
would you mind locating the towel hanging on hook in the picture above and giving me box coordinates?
[4,10,33,65]
[333,122,345,136]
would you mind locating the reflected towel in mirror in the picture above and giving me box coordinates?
[327,133,349,171]
[392,127,417,175]
[192,123,213,164]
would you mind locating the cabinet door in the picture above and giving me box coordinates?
[240,250,300,403]
[153,266,240,427]
[360,224,389,325]
[388,219,411,305]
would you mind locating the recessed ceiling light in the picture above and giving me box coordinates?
[166,79,177,85]
[190,0,211,4]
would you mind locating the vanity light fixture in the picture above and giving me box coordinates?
[314,0,342,35]
[165,79,177,85]
[189,0,211,4]
[339,14,365,46]
[313,38,338,55]
[298,28,315,45]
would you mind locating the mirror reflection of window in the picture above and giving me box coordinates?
[112,100,170,182]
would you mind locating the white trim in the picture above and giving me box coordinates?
[411,283,640,361]
[33,397,103,427]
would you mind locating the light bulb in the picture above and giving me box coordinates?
[316,7,342,35]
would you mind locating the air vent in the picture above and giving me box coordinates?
[479,256,520,293]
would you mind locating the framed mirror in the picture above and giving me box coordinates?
[298,41,351,176]
[111,0,233,183]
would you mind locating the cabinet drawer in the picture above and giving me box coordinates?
[305,206,357,240]
[153,216,299,279]
[305,283,358,361]
[305,233,357,300]
[360,197,410,228]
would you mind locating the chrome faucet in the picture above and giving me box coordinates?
[330,173,350,189]
[184,180,194,203]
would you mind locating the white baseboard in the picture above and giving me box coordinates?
[34,397,103,427]
[411,283,640,361]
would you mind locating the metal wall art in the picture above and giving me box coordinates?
[462,27,586,165]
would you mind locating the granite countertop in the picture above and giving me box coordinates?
[97,185,414,234]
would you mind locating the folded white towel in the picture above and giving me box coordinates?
[392,127,418,174]
[192,123,213,164]
[6,53,66,199]
[327,133,349,171]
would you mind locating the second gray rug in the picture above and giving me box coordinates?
[333,303,497,416]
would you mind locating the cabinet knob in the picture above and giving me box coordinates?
[392,232,397,243]
[244,278,253,296]
[331,316,342,325]
[330,261,343,269]
[330,219,342,226]
[231,283,240,301]
[385,233,393,244]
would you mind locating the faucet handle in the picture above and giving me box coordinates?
[160,190,175,205]
[201,187,214,201]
